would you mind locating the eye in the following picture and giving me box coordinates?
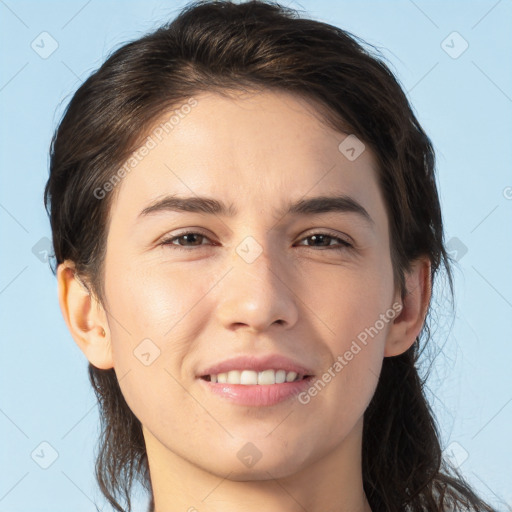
[159,230,352,252]
[159,230,213,251]
[295,232,353,251]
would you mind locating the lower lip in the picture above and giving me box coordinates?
[198,376,314,406]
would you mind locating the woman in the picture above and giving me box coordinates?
[44,1,499,510]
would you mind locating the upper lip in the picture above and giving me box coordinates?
[197,354,315,378]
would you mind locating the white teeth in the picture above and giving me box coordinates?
[227,370,241,384]
[258,369,275,385]
[286,371,298,382]
[240,370,258,385]
[275,369,286,384]
[206,369,304,385]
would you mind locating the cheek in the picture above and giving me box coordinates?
[104,256,211,339]
[103,260,205,433]
[304,260,393,411]
[304,255,394,343]
[104,258,218,410]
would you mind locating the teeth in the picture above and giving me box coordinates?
[286,371,298,382]
[240,370,258,385]
[206,369,303,385]
[275,369,286,384]
[258,369,275,385]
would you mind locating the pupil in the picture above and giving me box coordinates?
[311,235,328,246]
[183,234,201,245]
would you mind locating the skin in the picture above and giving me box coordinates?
[57,89,431,512]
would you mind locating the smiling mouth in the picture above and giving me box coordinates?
[200,369,313,385]
[198,368,316,407]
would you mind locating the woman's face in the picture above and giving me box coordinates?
[101,89,401,478]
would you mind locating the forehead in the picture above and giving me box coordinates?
[108,89,387,233]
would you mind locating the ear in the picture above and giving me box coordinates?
[57,261,114,369]
[384,256,432,357]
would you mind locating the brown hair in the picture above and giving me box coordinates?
[44,1,499,511]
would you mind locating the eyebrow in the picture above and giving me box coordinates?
[138,194,374,227]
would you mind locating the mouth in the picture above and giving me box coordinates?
[196,354,316,406]
[199,369,313,385]
[197,371,315,407]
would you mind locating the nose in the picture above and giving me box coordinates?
[214,241,300,334]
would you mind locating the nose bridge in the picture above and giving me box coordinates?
[233,234,279,290]
[214,232,299,332]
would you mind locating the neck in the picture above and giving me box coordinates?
[145,416,372,512]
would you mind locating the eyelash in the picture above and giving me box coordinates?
[159,230,353,252]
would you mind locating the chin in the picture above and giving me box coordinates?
[198,441,312,481]
[214,458,306,481]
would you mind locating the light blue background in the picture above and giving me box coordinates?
[1,1,511,510]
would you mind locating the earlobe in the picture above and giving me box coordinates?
[57,261,114,370]
[384,256,432,358]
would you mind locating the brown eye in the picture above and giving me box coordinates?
[297,233,352,250]
[160,231,212,250]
